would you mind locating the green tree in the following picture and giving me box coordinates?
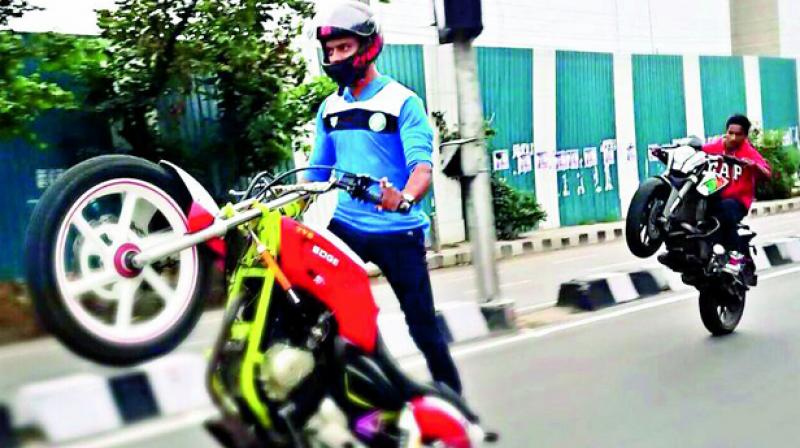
[0,1,104,143]
[751,128,800,200]
[89,0,325,180]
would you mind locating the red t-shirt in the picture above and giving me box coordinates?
[702,138,771,209]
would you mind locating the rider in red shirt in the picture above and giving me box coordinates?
[702,114,771,274]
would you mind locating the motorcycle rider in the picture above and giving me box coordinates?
[304,1,463,395]
[701,114,771,275]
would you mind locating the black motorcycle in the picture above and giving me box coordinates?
[625,137,757,335]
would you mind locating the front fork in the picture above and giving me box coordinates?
[660,175,698,232]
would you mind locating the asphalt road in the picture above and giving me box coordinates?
[2,211,799,447]
[94,263,800,448]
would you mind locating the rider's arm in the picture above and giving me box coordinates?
[402,164,433,202]
[398,96,433,200]
[378,96,434,211]
[304,100,336,182]
[744,147,772,179]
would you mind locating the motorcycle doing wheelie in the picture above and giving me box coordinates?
[625,137,758,335]
[25,155,496,447]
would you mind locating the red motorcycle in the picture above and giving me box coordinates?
[25,155,496,447]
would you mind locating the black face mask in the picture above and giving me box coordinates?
[323,54,369,95]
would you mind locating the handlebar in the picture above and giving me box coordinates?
[708,153,747,167]
[271,170,411,214]
[648,145,748,168]
[335,172,412,214]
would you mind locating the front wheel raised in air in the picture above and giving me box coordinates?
[698,286,745,336]
[25,155,213,366]
[625,178,668,258]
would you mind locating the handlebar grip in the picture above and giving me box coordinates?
[722,154,746,166]
[364,190,383,205]
[361,190,411,214]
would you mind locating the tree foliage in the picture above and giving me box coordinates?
[751,128,800,200]
[0,0,105,144]
[89,0,320,179]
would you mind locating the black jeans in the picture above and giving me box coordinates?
[328,219,463,394]
[708,198,748,252]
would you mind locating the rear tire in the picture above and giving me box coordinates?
[699,286,745,336]
[625,178,669,258]
[25,155,213,366]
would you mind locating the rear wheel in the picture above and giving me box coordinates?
[625,178,669,258]
[698,286,745,336]
[25,155,213,366]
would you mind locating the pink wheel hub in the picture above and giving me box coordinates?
[113,243,142,278]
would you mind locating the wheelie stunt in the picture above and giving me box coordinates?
[22,1,497,444]
[625,114,771,335]
[25,157,496,447]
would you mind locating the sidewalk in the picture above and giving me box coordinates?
[367,196,800,277]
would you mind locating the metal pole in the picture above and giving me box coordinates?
[452,34,501,303]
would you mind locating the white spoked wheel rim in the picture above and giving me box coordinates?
[54,178,199,345]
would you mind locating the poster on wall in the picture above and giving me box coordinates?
[566,149,580,170]
[517,154,533,174]
[583,147,598,168]
[493,149,510,171]
[601,139,617,153]
[536,151,556,170]
[512,143,533,175]
[512,143,532,158]
[556,151,569,171]
[625,143,636,162]
[603,148,617,166]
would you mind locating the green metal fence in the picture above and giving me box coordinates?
[632,55,687,180]
[556,51,621,226]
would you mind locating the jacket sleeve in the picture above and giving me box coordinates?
[749,147,772,179]
[398,96,434,173]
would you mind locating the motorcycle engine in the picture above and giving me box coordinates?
[258,343,315,402]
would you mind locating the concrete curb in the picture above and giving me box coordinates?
[365,197,800,278]
[7,353,210,444]
[556,237,800,311]
[748,197,800,217]
[379,300,492,358]
[2,302,494,444]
